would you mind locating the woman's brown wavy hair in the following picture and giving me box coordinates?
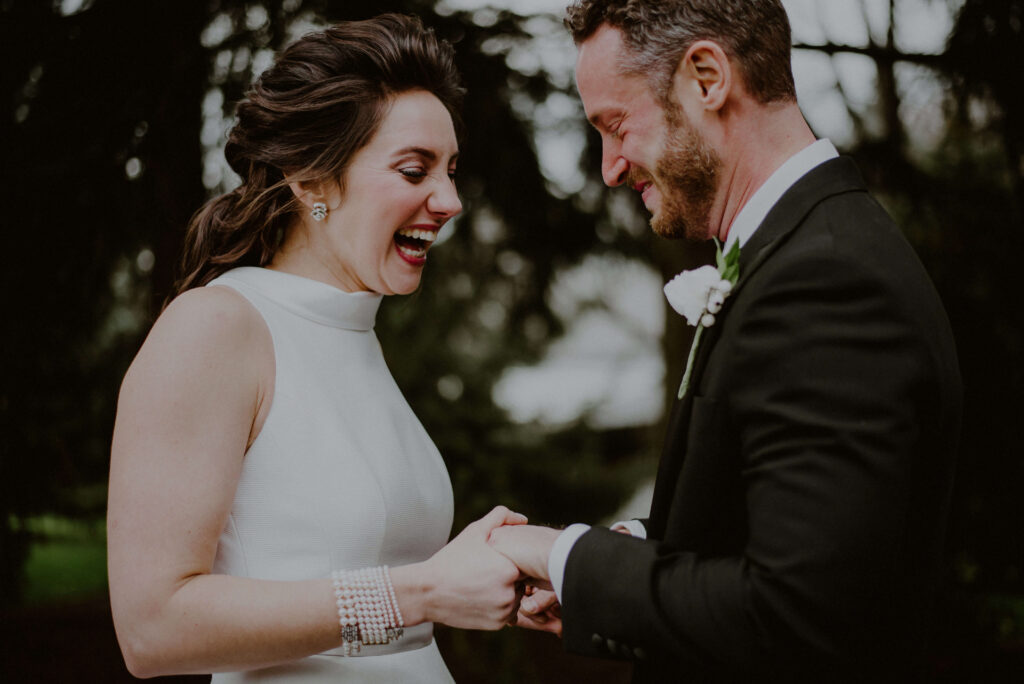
[171,13,464,299]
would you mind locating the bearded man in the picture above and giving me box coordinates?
[489,1,962,682]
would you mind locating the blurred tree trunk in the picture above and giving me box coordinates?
[1,0,206,606]
[138,4,208,311]
[795,0,1024,662]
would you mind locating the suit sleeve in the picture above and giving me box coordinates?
[561,233,959,676]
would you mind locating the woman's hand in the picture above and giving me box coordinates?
[394,506,528,631]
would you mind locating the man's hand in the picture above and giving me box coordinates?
[489,524,564,636]
[487,524,560,583]
[516,585,562,636]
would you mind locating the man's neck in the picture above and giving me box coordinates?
[709,102,816,243]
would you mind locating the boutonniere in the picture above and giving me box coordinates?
[664,239,740,398]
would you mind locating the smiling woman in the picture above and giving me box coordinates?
[172,15,466,298]
[107,14,527,683]
[271,89,462,295]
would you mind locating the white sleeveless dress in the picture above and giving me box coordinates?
[206,267,455,683]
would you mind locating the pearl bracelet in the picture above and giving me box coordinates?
[380,565,404,639]
[331,570,360,655]
[330,566,405,655]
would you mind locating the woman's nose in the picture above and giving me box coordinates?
[428,179,462,218]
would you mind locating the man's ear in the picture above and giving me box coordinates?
[672,40,732,112]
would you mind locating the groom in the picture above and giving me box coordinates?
[489,1,962,682]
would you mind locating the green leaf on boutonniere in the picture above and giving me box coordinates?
[677,239,741,399]
[716,238,741,284]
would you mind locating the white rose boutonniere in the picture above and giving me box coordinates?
[664,239,741,398]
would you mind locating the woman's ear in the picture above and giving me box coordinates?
[673,39,732,112]
[289,177,343,216]
[288,180,322,212]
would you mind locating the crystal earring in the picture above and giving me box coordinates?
[311,202,328,221]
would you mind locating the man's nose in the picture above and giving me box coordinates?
[601,146,629,187]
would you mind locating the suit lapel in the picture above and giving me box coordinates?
[648,385,695,538]
[647,157,868,538]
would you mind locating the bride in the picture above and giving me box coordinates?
[107,14,524,682]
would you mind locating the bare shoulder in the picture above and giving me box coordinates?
[122,285,270,398]
[157,285,264,347]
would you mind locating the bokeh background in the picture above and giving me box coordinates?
[2,0,1021,681]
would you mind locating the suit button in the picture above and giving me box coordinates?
[633,647,647,660]
[591,633,604,649]
[605,638,618,654]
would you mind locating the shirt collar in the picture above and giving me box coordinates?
[723,138,839,252]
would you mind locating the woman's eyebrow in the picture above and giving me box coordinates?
[393,146,459,163]
[394,146,437,160]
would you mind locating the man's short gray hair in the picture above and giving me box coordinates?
[565,0,797,106]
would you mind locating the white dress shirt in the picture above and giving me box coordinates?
[548,139,840,603]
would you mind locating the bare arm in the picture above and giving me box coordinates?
[108,287,522,677]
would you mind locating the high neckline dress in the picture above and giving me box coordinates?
[206,267,455,682]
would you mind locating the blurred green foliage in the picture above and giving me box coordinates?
[24,539,107,605]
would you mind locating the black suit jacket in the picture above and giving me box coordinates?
[561,157,962,683]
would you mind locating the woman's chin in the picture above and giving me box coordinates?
[383,273,424,296]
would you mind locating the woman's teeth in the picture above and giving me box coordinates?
[395,227,437,260]
[397,243,427,259]
[396,228,437,243]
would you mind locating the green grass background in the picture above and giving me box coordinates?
[19,515,108,604]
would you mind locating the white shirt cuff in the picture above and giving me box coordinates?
[610,519,647,539]
[548,523,590,604]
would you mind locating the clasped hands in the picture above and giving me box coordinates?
[484,513,636,635]
[423,507,632,636]
[487,521,564,635]
[415,506,559,634]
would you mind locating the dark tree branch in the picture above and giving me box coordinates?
[793,42,949,70]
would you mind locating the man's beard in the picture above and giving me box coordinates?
[643,111,721,242]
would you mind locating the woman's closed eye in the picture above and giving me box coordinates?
[399,166,458,183]
[399,167,428,181]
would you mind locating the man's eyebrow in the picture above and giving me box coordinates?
[587,111,616,131]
